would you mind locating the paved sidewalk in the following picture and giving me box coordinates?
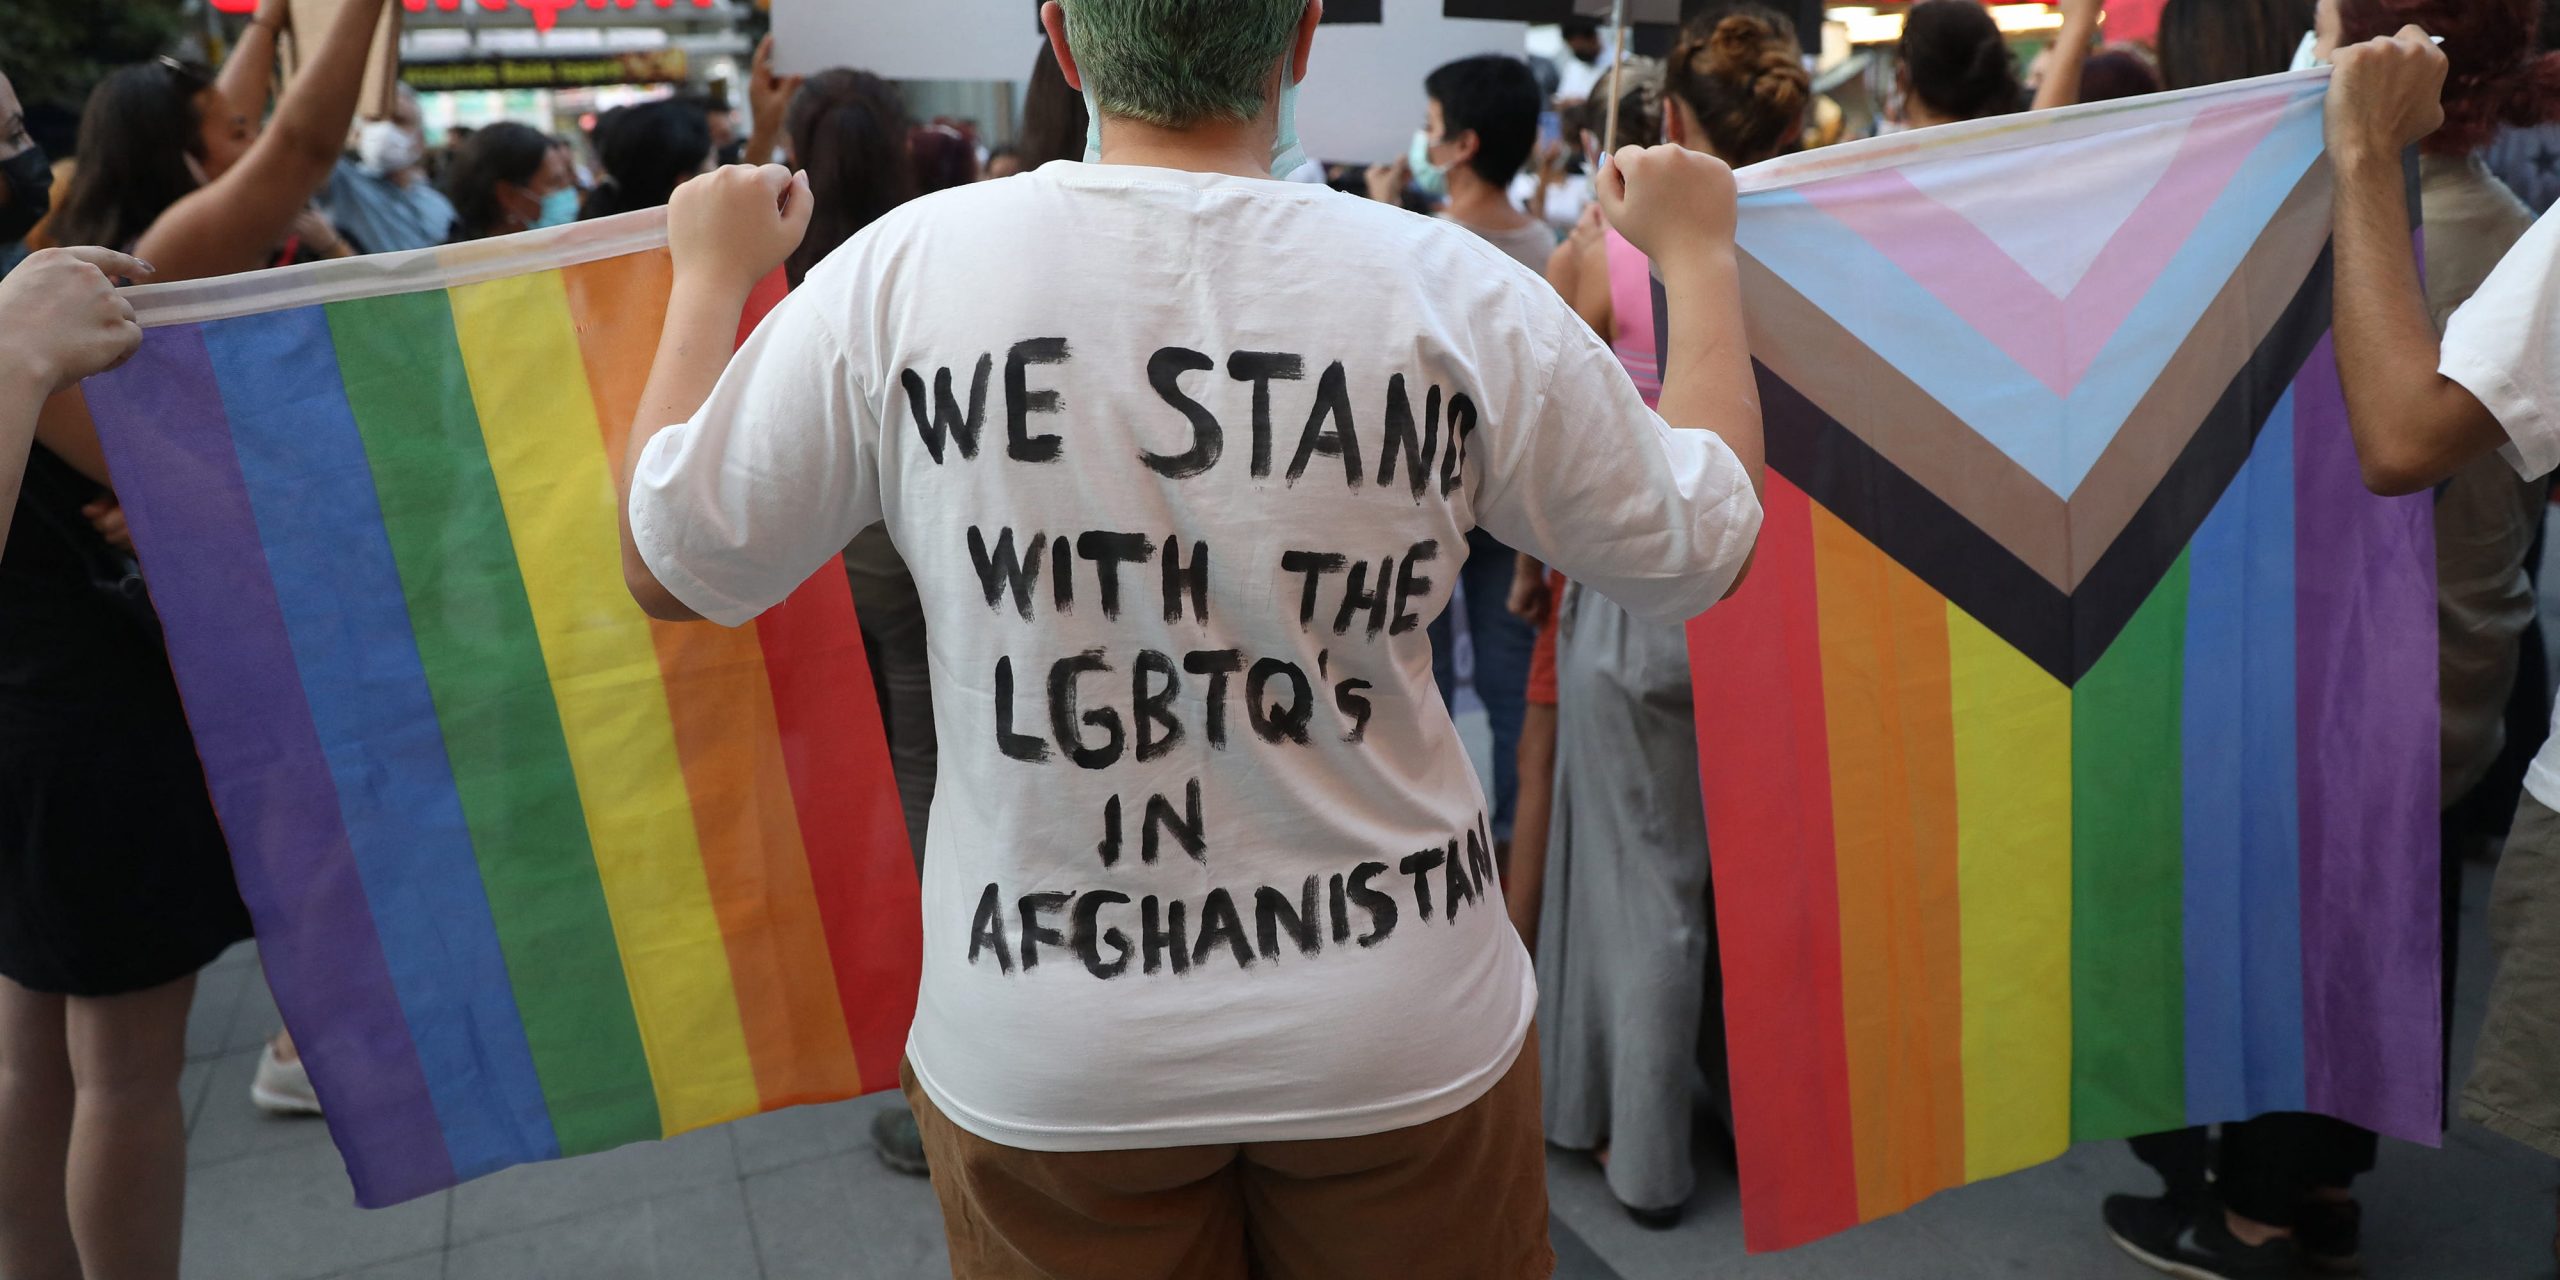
[176,861,2556,1279]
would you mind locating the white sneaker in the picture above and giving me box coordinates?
[250,1042,323,1116]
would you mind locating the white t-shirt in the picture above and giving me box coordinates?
[629,159,1760,1151]
[2441,205,2560,809]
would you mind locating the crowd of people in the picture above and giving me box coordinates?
[1,0,2558,1277]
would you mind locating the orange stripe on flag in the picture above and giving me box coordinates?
[561,252,862,1106]
[1809,504,1967,1221]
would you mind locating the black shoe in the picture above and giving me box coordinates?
[1622,1202,1682,1230]
[870,1105,930,1177]
[2292,1199,2363,1275]
[2102,1193,2296,1280]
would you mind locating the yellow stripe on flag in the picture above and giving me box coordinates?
[450,269,761,1134]
[1947,604,2074,1181]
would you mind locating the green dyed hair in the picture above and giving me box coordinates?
[1060,0,1309,128]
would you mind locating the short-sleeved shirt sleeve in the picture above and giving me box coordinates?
[1468,294,1762,626]
[627,287,881,626]
[2442,207,2560,481]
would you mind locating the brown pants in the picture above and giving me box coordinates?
[902,1029,1554,1280]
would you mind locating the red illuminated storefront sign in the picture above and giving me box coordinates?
[209,0,720,33]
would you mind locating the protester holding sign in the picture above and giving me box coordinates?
[615,0,1763,1271]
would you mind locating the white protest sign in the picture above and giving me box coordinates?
[771,0,1047,83]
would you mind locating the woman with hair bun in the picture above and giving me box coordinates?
[1524,3,1808,1233]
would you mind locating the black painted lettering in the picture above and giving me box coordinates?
[1016,891,1070,970]
[1227,351,1306,478]
[1005,338,1070,463]
[1391,539,1440,636]
[1075,531,1154,621]
[1255,876,1323,960]
[1333,557,1392,639]
[1378,376,1441,501]
[1072,890,1133,979]
[1162,537,1209,624]
[1279,550,1350,628]
[993,657,1050,763]
[1048,650,1124,771]
[1246,658,1314,745]
[967,526,1047,620]
[1400,848,1445,920]
[1439,391,1478,497]
[1286,360,1363,488]
[1334,677,1374,744]
[1097,794,1123,867]
[901,355,992,464]
[1443,837,1477,921]
[1466,826,1496,898]
[1143,347,1223,478]
[1192,888,1255,969]
[1133,650,1184,763]
[1328,873,1351,945]
[1142,779,1207,865]
[1349,861,1399,947]
[967,882,1013,973]
[1183,650,1244,748]
[1141,896,1191,975]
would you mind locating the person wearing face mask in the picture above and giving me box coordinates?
[0,70,54,266]
[614,0,1766,1269]
[320,84,457,253]
[440,121,576,241]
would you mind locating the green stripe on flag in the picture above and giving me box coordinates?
[327,290,660,1154]
[2070,553,2189,1140]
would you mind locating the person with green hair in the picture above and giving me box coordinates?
[616,2,1767,1274]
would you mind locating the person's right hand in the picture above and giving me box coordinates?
[1507,559,1553,627]
[2326,25,2447,164]
[0,247,152,395]
[667,164,811,298]
[1595,143,1737,273]
[253,0,292,33]
[1365,155,1410,205]
[748,35,804,138]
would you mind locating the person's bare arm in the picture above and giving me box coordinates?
[2327,26,2506,495]
[216,0,291,127]
[2029,0,2102,112]
[742,34,803,166]
[619,165,813,621]
[1596,145,1762,594]
[0,249,150,541]
[135,0,389,281]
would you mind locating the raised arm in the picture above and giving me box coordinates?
[2029,0,2103,112]
[619,165,813,621]
[742,34,804,166]
[2326,26,2506,495]
[215,0,291,129]
[134,0,390,281]
[1598,145,1763,497]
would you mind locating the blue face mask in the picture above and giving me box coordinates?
[534,186,580,228]
[1081,53,1309,178]
[1407,130,1449,199]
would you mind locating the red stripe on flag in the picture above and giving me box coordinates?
[757,566,923,1091]
[1689,475,1862,1250]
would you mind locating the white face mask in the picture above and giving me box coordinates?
[2291,31,2324,72]
[359,120,424,176]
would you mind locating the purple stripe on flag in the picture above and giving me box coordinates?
[82,324,457,1202]
[2289,335,2442,1144]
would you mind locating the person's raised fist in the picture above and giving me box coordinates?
[667,163,812,297]
[2326,24,2447,165]
[1594,143,1738,273]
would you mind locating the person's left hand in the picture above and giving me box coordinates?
[0,246,152,395]
[2326,24,2448,165]
[668,163,812,297]
[1365,155,1410,205]
[291,207,347,258]
[253,0,292,32]
[748,35,804,138]
[82,499,130,552]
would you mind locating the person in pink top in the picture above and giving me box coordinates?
[1519,4,1808,1230]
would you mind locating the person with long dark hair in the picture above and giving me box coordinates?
[7,3,394,1275]
[1896,0,2025,124]
[441,121,573,241]
[1012,41,1090,171]
[581,98,714,220]
[2155,0,2315,91]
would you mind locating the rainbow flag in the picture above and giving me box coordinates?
[1689,71,2441,1249]
[81,216,922,1206]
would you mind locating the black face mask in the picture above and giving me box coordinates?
[0,145,52,245]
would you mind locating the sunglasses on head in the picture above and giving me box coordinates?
[154,56,213,94]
